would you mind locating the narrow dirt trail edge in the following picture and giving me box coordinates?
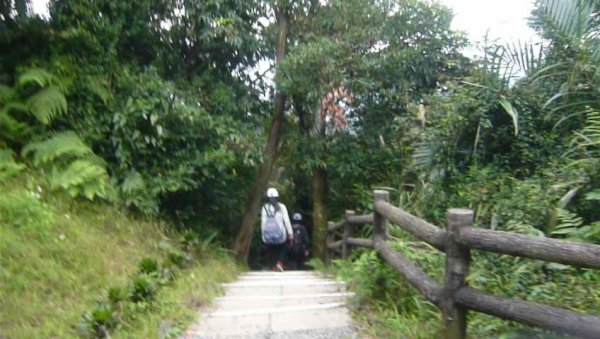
[182,271,358,339]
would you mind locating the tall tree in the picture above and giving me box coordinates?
[233,2,290,262]
[276,0,467,258]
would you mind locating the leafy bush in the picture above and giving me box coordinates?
[80,303,119,338]
[107,287,127,305]
[128,274,158,303]
[137,258,159,275]
[165,249,189,269]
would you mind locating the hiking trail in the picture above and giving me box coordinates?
[183,271,357,338]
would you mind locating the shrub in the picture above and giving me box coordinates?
[128,274,158,303]
[137,258,159,275]
[107,287,127,305]
[80,303,119,338]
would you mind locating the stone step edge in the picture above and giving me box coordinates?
[203,302,348,317]
[221,280,346,288]
[215,292,355,301]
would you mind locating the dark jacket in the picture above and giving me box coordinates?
[291,223,310,252]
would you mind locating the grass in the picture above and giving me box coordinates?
[114,252,239,338]
[0,175,240,338]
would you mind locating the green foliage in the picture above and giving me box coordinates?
[22,131,92,165]
[1,67,67,128]
[137,258,159,275]
[554,208,600,242]
[0,148,26,181]
[128,274,158,303]
[333,244,442,338]
[0,189,54,228]
[22,132,112,200]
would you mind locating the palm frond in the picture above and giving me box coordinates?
[499,97,519,135]
[26,87,68,124]
[578,109,600,148]
[505,41,545,76]
[22,132,93,166]
[538,0,595,41]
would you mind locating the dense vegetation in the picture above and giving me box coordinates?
[1,0,598,337]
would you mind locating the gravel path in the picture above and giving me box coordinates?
[182,271,358,339]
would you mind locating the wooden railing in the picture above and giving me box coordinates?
[326,190,600,338]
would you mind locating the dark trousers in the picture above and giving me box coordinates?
[265,243,286,268]
[288,250,307,270]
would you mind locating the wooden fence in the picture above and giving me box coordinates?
[326,190,600,338]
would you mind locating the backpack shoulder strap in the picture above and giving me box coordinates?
[264,203,275,218]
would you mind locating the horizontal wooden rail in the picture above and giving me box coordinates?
[348,214,373,225]
[374,200,447,251]
[376,240,442,305]
[455,287,600,338]
[458,227,600,269]
[327,220,345,232]
[346,237,374,248]
[327,239,343,249]
[326,190,600,338]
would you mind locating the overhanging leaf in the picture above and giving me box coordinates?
[499,98,519,135]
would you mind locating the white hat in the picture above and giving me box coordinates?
[292,213,302,221]
[266,188,279,198]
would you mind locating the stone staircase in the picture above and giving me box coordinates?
[183,271,357,339]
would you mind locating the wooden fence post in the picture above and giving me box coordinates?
[443,208,473,339]
[343,210,355,259]
[373,190,390,242]
[326,221,334,267]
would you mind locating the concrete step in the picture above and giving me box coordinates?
[221,284,347,297]
[211,292,354,310]
[237,275,326,281]
[189,307,353,337]
[222,280,344,288]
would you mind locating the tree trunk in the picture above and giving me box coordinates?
[232,7,290,263]
[312,166,328,260]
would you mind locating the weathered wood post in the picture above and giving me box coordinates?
[342,210,355,259]
[373,190,390,243]
[326,221,334,267]
[443,208,473,339]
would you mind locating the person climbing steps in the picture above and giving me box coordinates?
[261,187,293,271]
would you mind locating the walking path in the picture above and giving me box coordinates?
[183,271,357,338]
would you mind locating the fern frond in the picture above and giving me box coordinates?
[552,208,584,238]
[50,159,111,200]
[18,68,60,88]
[22,132,93,166]
[26,87,68,124]
[85,76,112,104]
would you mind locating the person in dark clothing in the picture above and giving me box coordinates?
[288,213,310,270]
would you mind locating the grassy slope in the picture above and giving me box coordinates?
[0,178,239,338]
